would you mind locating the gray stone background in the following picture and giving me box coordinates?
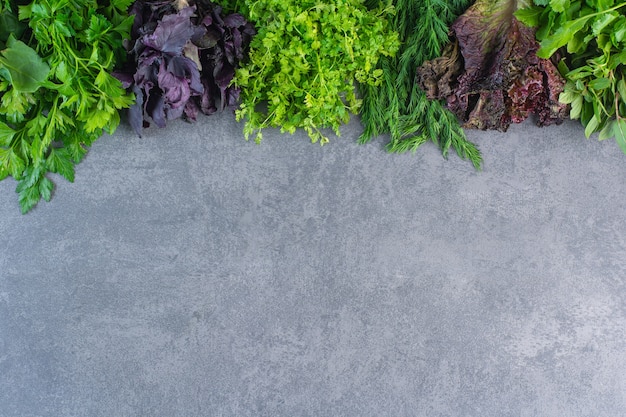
[1,112,625,416]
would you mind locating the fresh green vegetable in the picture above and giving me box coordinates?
[0,0,134,213]
[518,0,626,152]
[233,0,399,144]
[359,0,481,168]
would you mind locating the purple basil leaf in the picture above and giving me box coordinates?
[166,104,185,120]
[157,60,191,109]
[224,87,240,109]
[167,55,203,94]
[184,100,200,121]
[223,14,246,28]
[195,26,221,48]
[214,61,234,90]
[232,29,243,60]
[129,85,145,136]
[200,79,217,115]
[224,41,236,66]
[112,71,134,89]
[142,7,196,54]
[211,7,224,27]
[146,93,166,128]
[242,24,256,37]
[191,25,208,42]
[201,14,213,27]
[134,56,159,90]
[122,0,255,131]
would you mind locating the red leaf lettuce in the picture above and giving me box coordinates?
[416,0,568,131]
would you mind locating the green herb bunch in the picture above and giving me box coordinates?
[517,0,626,152]
[233,0,400,144]
[359,0,481,168]
[0,0,134,213]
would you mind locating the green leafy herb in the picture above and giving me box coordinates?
[233,0,399,144]
[358,0,481,168]
[0,0,134,213]
[520,0,626,152]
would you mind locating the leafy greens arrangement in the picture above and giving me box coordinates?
[232,0,400,144]
[417,0,568,131]
[0,0,134,213]
[358,0,482,168]
[116,0,255,135]
[517,0,626,153]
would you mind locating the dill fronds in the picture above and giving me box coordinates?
[360,0,482,169]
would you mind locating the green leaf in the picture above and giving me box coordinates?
[0,120,16,146]
[8,150,26,178]
[549,0,569,13]
[537,17,591,58]
[597,0,616,10]
[591,12,618,35]
[608,50,626,69]
[111,0,135,11]
[39,177,53,202]
[618,78,626,103]
[0,147,26,179]
[514,7,543,27]
[46,148,75,182]
[0,9,27,43]
[570,95,584,119]
[598,119,615,140]
[559,89,577,104]
[0,36,50,92]
[588,77,611,90]
[584,114,600,138]
[612,17,626,43]
[613,119,626,153]
[17,181,41,214]
[566,31,586,53]
[16,164,46,213]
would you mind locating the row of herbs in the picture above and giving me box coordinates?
[1,0,625,213]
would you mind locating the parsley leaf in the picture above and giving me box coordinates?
[233,0,399,144]
[0,0,134,213]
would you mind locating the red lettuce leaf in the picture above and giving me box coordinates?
[417,0,568,131]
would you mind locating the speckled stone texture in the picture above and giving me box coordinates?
[1,113,625,417]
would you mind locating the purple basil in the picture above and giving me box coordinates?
[117,0,255,135]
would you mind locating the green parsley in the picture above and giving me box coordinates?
[233,0,400,144]
[0,0,134,213]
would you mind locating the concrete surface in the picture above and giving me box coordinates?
[1,112,625,417]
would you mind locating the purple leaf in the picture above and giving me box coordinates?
[157,59,191,109]
[167,55,203,93]
[129,85,145,136]
[142,7,197,54]
[183,100,199,121]
[112,71,134,89]
[122,1,255,131]
[223,14,246,28]
[146,93,166,128]
[200,78,217,115]
[416,0,568,131]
